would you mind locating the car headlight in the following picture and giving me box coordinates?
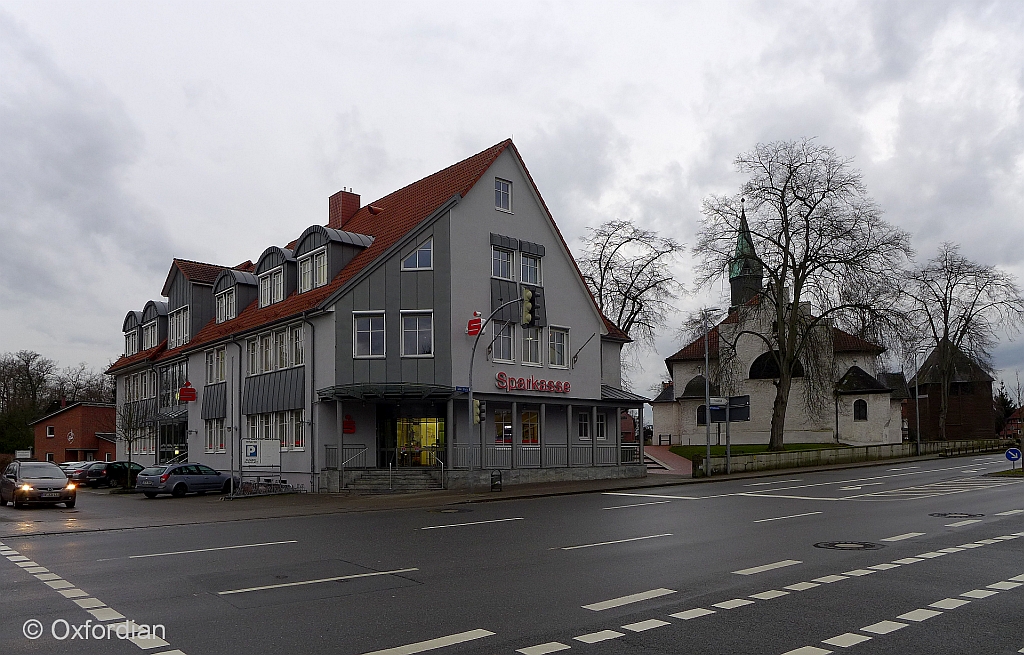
[66,482,76,490]
[19,484,33,491]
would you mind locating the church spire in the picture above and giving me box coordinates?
[729,198,763,310]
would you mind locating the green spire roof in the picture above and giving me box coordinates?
[729,204,762,279]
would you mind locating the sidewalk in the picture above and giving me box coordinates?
[644,445,693,476]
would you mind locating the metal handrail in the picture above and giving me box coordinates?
[435,457,446,489]
[340,447,368,489]
[340,448,366,467]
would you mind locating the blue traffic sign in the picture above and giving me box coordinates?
[456,386,470,393]
[1007,448,1022,462]
[245,444,258,458]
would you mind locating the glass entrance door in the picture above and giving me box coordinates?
[396,418,444,466]
[158,423,188,464]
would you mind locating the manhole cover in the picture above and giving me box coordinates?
[929,512,983,518]
[814,541,884,550]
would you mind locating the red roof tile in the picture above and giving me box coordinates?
[105,340,167,375]
[601,315,631,342]
[832,327,885,354]
[666,326,721,362]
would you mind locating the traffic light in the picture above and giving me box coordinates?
[521,286,533,325]
[473,399,483,424]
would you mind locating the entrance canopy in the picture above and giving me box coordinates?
[317,383,457,403]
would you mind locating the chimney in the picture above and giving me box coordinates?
[328,189,360,229]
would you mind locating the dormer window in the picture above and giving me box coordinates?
[168,306,190,349]
[125,331,139,356]
[259,268,284,307]
[142,321,158,350]
[215,288,236,323]
[402,238,432,270]
[495,178,512,212]
[298,248,328,293]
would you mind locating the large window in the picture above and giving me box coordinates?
[168,307,190,349]
[215,289,236,323]
[354,314,385,357]
[522,327,541,365]
[495,178,512,212]
[206,347,226,384]
[142,322,158,350]
[522,410,539,444]
[274,329,290,369]
[402,313,433,357]
[494,409,512,444]
[159,361,187,408]
[259,268,284,307]
[131,426,156,455]
[549,328,569,368]
[125,331,138,356]
[299,249,328,292]
[246,324,304,375]
[492,247,514,280]
[402,238,432,270]
[577,412,591,441]
[246,409,304,451]
[521,255,541,285]
[493,321,514,362]
[596,413,607,441]
[204,418,226,453]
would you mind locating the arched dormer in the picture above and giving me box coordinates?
[255,246,296,307]
[749,351,804,379]
[122,311,143,356]
[293,225,374,293]
[212,269,259,323]
[140,300,168,350]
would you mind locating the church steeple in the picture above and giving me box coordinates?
[729,199,763,311]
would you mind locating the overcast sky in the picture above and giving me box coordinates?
[2,1,1024,400]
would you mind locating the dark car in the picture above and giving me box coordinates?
[67,462,97,485]
[85,461,144,488]
[0,461,76,508]
[135,463,237,498]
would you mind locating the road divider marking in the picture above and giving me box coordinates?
[988,581,1022,590]
[784,582,820,591]
[582,587,676,611]
[880,532,925,542]
[861,620,907,635]
[897,608,942,621]
[842,569,876,576]
[781,647,832,655]
[750,590,789,600]
[938,547,965,553]
[421,518,523,530]
[744,479,803,486]
[573,630,623,644]
[868,563,900,570]
[516,643,570,655]
[930,598,970,609]
[602,500,673,510]
[945,520,982,527]
[996,509,1024,515]
[602,492,697,500]
[622,619,670,632]
[812,575,848,584]
[915,552,946,558]
[562,533,672,550]
[670,608,715,620]
[359,629,495,655]
[961,589,999,599]
[733,559,802,575]
[839,483,883,490]
[100,540,299,561]
[892,557,923,564]
[823,633,871,647]
[996,535,1020,540]
[753,512,823,523]
[218,567,419,595]
[1009,574,1024,582]
[713,598,755,609]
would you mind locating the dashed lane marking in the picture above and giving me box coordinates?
[712,598,755,609]
[517,643,570,655]
[892,558,923,564]
[622,619,671,632]
[961,589,999,599]
[602,500,673,510]
[582,588,676,611]
[861,620,908,635]
[938,547,965,553]
[753,512,823,523]
[881,532,925,542]
[996,509,1024,515]
[822,633,872,647]
[98,539,298,561]
[359,629,496,655]
[930,598,971,610]
[842,569,876,576]
[421,518,523,530]
[744,479,803,486]
[750,590,790,600]
[868,563,900,571]
[946,519,983,527]
[896,608,943,622]
[573,630,623,644]
[915,552,946,558]
[669,608,715,620]
[782,647,832,655]
[812,575,847,584]
[561,533,673,550]
[218,567,419,595]
[733,559,802,575]
[988,581,1022,590]
[785,582,820,591]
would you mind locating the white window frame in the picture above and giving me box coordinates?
[549,327,569,368]
[259,273,272,307]
[492,247,514,280]
[259,267,285,307]
[275,329,289,370]
[495,177,512,213]
[168,306,189,349]
[313,249,328,288]
[205,418,226,454]
[298,256,312,293]
[247,339,258,376]
[401,311,434,358]
[521,254,541,286]
[46,425,54,438]
[215,288,236,323]
[206,347,226,384]
[124,331,138,356]
[142,321,158,350]
[291,325,304,365]
[299,248,328,292]
[259,333,273,373]
[522,326,542,366]
[577,412,591,441]
[492,321,515,363]
[353,312,386,358]
[291,409,305,450]
[402,238,433,270]
[596,413,607,441]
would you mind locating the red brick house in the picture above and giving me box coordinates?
[907,341,995,441]
[1000,407,1023,440]
[30,403,116,464]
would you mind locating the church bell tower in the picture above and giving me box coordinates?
[729,200,763,311]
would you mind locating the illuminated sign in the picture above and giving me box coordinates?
[495,371,570,393]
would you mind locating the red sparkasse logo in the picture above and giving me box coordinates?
[495,371,570,393]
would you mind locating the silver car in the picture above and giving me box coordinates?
[135,462,236,498]
[1,461,77,508]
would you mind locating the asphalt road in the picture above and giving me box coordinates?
[2,454,1023,655]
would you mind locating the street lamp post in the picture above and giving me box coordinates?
[703,307,721,477]
[914,346,929,457]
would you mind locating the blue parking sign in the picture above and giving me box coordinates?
[245,444,258,458]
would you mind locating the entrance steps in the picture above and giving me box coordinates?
[342,468,443,494]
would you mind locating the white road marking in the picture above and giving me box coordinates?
[995,535,1020,540]
[782,647,832,655]
[744,479,803,486]
[867,563,900,571]
[218,567,419,595]
[561,533,672,550]
[87,607,125,622]
[888,466,919,471]
[813,575,848,584]
[1009,574,1024,582]
[26,567,47,573]
[915,552,946,558]
[961,589,999,599]
[733,559,802,575]
[785,582,820,591]
[975,538,1001,544]
[582,588,676,611]
[670,608,715,620]
[988,581,1022,590]
[861,620,907,635]
[7,555,28,561]
[897,608,943,622]
[73,598,105,609]
[421,518,523,530]
[753,511,823,523]
[996,509,1024,515]
[957,543,985,548]
[573,630,623,644]
[622,619,670,632]
[359,629,495,655]
[713,598,755,609]
[601,492,697,500]
[842,569,876,576]
[602,500,674,510]
[823,633,872,647]
[930,598,970,610]
[738,493,843,501]
[839,483,884,490]
[15,561,39,567]
[750,590,789,600]
[516,643,570,655]
[35,573,61,581]
[892,557,923,564]
[938,547,965,553]
[880,532,925,542]
[46,580,75,590]
[57,588,88,598]
[100,540,299,561]
[945,519,982,527]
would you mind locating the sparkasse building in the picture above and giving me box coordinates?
[106,140,648,491]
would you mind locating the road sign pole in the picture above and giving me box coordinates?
[725,399,731,475]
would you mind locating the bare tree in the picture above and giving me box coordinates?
[114,399,155,489]
[578,219,684,347]
[695,139,912,451]
[904,243,1024,440]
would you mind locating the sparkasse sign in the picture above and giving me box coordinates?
[495,371,570,393]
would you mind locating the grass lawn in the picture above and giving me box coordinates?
[987,468,1024,477]
[670,442,849,460]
